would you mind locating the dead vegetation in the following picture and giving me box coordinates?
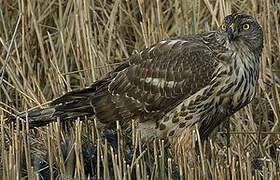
[0,0,280,179]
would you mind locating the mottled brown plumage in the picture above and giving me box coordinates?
[7,13,263,149]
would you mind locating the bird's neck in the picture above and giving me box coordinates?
[197,48,260,139]
[213,46,260,114]
[230,45,260,87]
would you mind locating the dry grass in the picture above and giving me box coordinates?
[0,0,280,179]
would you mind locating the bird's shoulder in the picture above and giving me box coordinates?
[128,31,220,66]
[106,31,223,114]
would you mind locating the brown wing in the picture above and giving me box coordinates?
[93,34,219,126]
[47,33,219,128]
[8,33,219,128]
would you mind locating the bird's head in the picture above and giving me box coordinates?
[217,13,263,56]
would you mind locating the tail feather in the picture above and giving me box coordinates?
[6,103,94,128]
[6,62,137,129]
[7,107,57,128]
[6,81,102,128]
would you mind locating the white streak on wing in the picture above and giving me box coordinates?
[167,81,175,88]
[145,77,152,83]
[148,46,155,52]
[159,39,189,46]
[141,77,176,88]
[148,39,189,54]
[124,92,141,104]
[153,39,188,52]
[160,79,165,89]
[108,68,128,95]
[168,39,181,45]
[168,39,188,46]
[152,78,160,86]
[139,50,143,58]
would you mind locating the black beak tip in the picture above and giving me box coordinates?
[227,30,236,42]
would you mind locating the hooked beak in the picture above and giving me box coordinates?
[227,23,236,42]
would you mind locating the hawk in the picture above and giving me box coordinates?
[7,13,263,151]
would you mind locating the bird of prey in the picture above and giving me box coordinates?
[7,13,263,151]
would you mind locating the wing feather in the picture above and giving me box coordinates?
[29,33,219,127]
[106,34,219,123]
[9,33,220,128]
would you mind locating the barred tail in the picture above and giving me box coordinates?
[6,101,94,128]
[7,108,58,127]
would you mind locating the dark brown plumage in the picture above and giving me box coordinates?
[7,13,263,149]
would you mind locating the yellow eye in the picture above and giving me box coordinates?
[221,24,226,31]
[242,23,250,30]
